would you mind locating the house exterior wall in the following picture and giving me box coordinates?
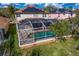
[72,14,76,17]
[58,14,69,19]
[49,13,76,19]
[47,14,59,19]
[15,13,76,21]
[16,14,43,21]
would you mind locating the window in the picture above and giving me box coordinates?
[58,14,60,17]
[42,14,46,17]
[63,13,65,15]
[16,14,20,17]
[71,13,73,16]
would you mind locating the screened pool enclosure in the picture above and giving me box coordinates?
[17,18,57,45]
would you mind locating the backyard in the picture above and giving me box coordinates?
[0,21,79,56]
[15,17,79,56]
[0,5,79,56]
[21,37,79,56]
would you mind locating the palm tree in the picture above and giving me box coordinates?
[0,5,16,22]
[7,5,16,22]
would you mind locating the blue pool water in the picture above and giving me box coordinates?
[33,31,55,40]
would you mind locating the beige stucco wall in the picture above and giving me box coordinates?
[16,14,43,21]
[15,13,76,21]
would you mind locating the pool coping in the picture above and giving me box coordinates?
[19,35,72,48]
[19,37,56,48]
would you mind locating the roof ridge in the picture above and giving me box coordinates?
[15,5,48,13]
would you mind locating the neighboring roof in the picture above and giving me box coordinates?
[15,6,48,14]
[50,8,75,14]
[58,8,73,13]
[0,16,10,31]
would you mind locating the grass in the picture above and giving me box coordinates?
[21,38,79,56]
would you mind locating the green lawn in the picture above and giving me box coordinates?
[21,38,79,56]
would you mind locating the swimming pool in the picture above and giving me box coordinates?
[32,31,55,41]
[18,18,58,45]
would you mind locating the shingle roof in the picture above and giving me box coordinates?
[15,6,48,14]
[52,8,75,14]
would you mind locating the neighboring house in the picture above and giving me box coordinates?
[46,8,76,20]
[15,6,76,21]
[56,8,76,19]
[0,16,10,44]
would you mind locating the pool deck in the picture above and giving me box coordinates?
[20,37,56,49]
[20,35,72,49]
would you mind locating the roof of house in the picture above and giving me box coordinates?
[50,8,74,14]
[0,16,10,30]
[15,6,48,14]
[15,6,75,14]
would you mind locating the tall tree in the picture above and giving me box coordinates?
[0,5,16,21]
[7,5,16,21]
[69,10,79,38]
[44,4,57,12]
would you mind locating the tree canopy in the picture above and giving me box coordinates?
[44,5,57,13]
[49,20,71,38]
